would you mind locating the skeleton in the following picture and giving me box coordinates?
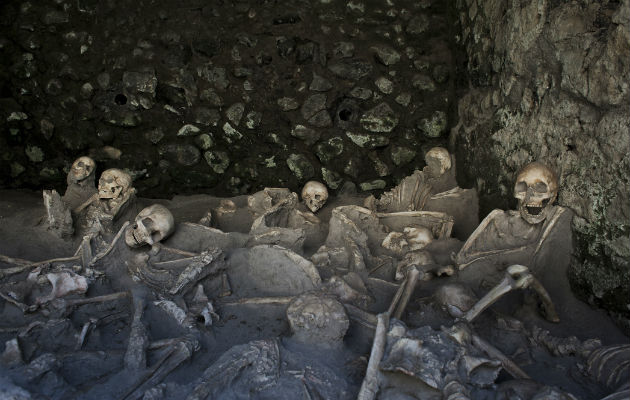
[81,168,137,235]
[42,156,98,239]
[187,292,359,400]
[455,161,562,270]
[125,204,175,249]
[422,146,458,194]
[301,180,329,213]
[67,156,96,186]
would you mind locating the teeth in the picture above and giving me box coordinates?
[525,205,543,215]
[132,230,142,245]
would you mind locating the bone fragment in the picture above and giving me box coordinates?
[387,277,407,316]
[121,337,197,400]
[527,276,560,323]
[152,257,200,269]
[75,318,96,351]
[0,254,81,279]
[169,251,222,295]
[90,221,130,266]
[80,236,92,269]
[1,338,24,367]
[357,313,389,400]
[471,333,530,380]
[219,272,232,297]
[63,291,129,307]
[124,294,148,371]
[344,303,378,328]
[532,207,565,259]
[0,254,31,266]
[74,193,99,214]
[160,246,198,258]
[0,291,33,313]
[464,264,558,323]
[219,296,295,307]
[393,267,421,320]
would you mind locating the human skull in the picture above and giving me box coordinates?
[424,147,451,176]
[286,293,349,346]
[98,169,132,200]
[514,162,558,225]
[125,204,175,248]
[404,227,433,251]
[301,181,329,213]
[68,156,96,184]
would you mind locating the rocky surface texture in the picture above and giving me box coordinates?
[451,0,629,321]
[0,0,454,197]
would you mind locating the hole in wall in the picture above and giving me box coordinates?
[338,109,352,121]
[114,93,127,105]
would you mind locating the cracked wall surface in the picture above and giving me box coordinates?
[452,0,630,320]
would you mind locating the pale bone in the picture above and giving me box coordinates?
[74,193,99,214]
[128,249,222,295]
[75,318,97,350]
[463,264,559,323]
[124,294,148,371]
[357,312,389,400]
[286,293,349,345]
[68,156,96,184]
[125,204,175,248]
[532,206,567,263]
[121,333,198,399]
[381,231,408,255]
[219,272,232,297]
[404,226,433,250]
[37,271,88,304]
[445,323,530,380]
[424,147,451,176]
[393,266,422,320]
[586,344,630,390]
[513,161,558,225]
[395,250,435,281]
[89,221,130,266]
[301,181,329,213]
[80,236,92,268]
[158,245,197,258]
[98,168,132,200]
[247,187,296,218]
[0,253,81,279]
[155,300,191,328]
[1,338,24,367]
[191,284,219,326]
[215,199,237,216]
[455,210,529,270]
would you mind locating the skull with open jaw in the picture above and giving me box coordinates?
[514,162,558,225]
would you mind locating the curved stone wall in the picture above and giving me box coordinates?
[452,0,629,320]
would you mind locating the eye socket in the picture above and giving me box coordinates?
[515,181,527,193]
[141,217,154,230]
[533,182,548,193]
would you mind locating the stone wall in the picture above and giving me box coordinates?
[0,0,455,198]
[452,0,630,319]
